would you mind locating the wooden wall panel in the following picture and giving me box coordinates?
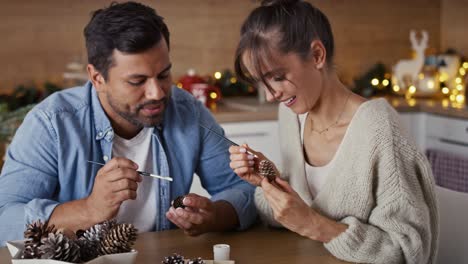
[441,0,468,56]
[0,0,442,92]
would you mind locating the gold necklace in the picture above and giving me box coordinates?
[310,92,351,135]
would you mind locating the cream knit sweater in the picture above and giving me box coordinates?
[254,99,439,264]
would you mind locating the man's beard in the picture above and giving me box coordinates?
[108,93,171,128]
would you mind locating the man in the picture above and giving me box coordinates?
[0,1,256,245]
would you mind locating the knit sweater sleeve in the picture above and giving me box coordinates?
[324,142,438,264]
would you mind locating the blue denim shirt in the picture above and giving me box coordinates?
[0,82,256,245]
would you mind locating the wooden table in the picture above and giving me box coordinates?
[0,226,349,263]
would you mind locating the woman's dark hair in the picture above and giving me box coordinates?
[234,0,334,93]
[84,1,170,80]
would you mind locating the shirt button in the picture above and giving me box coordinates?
[98,132,103,137]
[108,131,114,137]
[103,155,109,161]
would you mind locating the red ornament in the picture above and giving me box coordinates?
[177,69,221,109]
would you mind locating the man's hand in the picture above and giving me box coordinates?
[85,157,142,223]
[166,194,239,236]
[48,157,142,233]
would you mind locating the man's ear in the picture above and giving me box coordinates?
[310,40,327,70]
[87,64,106,91]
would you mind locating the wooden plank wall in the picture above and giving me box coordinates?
[441,0,468,57]
[0,0,445,92]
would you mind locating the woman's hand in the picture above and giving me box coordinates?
[229,144,279,186]
[261,177,348,243]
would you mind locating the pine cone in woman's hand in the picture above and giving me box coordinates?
[258,159,277,181]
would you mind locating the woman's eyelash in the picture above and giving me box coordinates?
[273,75,286,81]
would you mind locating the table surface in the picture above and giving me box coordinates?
[0,226,350,264]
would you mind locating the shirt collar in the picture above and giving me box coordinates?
[89,82,113,141]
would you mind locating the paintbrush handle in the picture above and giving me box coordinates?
[199,123,258,158]
[87,160,173,181]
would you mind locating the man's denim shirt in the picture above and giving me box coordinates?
[0,82,257,245]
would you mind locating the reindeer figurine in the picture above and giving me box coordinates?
[393,30,429,89]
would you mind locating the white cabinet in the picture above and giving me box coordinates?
[398,113,427,151]
[426,115,468,157]
[189,120,280,196]
[399,112,468,157]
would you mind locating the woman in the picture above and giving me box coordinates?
[229,0,438,263]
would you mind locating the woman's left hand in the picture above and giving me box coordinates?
[261,177,348,242]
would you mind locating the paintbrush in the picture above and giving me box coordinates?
[87,160,173,181]
[198,123,258,158]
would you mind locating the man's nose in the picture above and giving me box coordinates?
[145,79,166,100]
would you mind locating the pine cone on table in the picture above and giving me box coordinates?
[76,236,99,262]
[98,223,138,255]
[258,159,277,181]
[188,257,205,264]
[22,220,57,259]
[76,220,117,261]
[162,253,185,264]
[81,219,117,242]
[38,232,80,263]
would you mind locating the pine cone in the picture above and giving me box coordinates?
[39,232,80,263]
[79,219,116,242]
[162,253,185,264]
[22,220,57,259]
[172,195,186,209]
[21,242,40,259]
[76,236,99,262]
[188,257,205,264]
[258,159,276,181]
[98,223,138,255]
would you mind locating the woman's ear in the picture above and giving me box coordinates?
[310,40,327,70]
[87,64,106,91]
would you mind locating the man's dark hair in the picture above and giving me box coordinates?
[84,1,170,80]
[234,0,334,94]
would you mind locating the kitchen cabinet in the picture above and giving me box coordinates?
[399,113,468,156]
[190,120,280,196]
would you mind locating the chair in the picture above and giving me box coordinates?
[436,185,468,264]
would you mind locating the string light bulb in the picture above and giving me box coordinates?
[442,87,450,94]
[382,79,390,86]
[408,85,417,94]
[460,68,466,76]
[371,78,379,86]
[393,85,400,92]
[214,72,222,80]
[427,80,435,89]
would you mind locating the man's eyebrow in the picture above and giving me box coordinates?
[125,64,172,79]
[157,64,172,77]
[127,74,147,79]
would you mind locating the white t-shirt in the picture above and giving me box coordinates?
[113,127,156,232]
[299,113,334,198]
